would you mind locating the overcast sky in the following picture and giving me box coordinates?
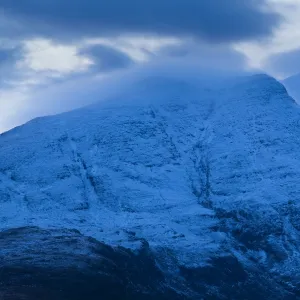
[1,0,300,133]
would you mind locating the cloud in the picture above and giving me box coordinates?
[84,36,181,62]
[0,38,95,133]
[0,0,285,133]
[265,48,300,78]
[0,49,252,134]
[0,32,252,134]
[19,39,93,74]
[159,41,249,73]
[0,44,22,87]
[234,0,300,73]
[0,70,124,133]
[0,88,29,133]
[0,35,186,132]
[0,0,280,42]
[79,45,134,72]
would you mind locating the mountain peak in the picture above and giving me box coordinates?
[1,72,300,297]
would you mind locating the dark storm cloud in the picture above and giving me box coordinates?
[266,48,300,77]
[80,45,134,72]
[0,0,280,42]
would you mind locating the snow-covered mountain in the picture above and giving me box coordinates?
[283,73,300,103]
[1,73,300,299]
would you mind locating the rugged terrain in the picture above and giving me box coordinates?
[0,74,300,299]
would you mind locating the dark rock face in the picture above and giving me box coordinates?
[0,227,181,300]
[0,227,299,300]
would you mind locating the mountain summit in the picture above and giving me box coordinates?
[0,73,300,299]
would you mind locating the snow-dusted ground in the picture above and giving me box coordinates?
[0,74,300,275]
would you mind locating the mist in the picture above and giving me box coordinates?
[1,54,257,133]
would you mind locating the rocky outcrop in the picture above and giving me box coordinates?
[0,227,297,299]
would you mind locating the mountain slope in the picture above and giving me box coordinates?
[0,74,300,298]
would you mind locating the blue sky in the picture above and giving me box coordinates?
[0,0,300,132]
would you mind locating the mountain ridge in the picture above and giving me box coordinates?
[0,73,300,298]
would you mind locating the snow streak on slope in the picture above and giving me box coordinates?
[0,74,300,273]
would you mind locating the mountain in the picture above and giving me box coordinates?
[283,73,300,103]
[0,74,300,299]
